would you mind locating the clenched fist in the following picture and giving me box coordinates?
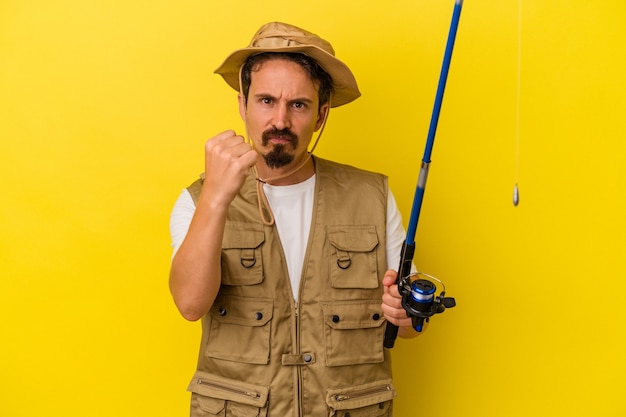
[202,130,258,207]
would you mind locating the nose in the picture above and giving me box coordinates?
[272,103,291,131]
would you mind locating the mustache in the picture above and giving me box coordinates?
[261,128,298,146]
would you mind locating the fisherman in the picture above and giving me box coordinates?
[169,21,422,416]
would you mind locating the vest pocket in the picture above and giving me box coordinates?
[188,371,269,417]
[326,379,396,417]
[327,225,379,289]
[320,300,386,366]
[221,224,265,286]
[206,295,273,364]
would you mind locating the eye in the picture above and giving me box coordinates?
[261,97,273,105]
[292,101,306,109]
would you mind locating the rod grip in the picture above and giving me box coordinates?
[383,322,399,349]
[383,242,415,349]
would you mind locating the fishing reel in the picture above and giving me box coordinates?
[398,272,456,332]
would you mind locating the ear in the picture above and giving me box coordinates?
[314,102,330,131]
[238,93,247,120]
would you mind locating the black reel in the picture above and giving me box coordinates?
[399,274,456,332]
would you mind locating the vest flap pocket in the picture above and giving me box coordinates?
[321,300,386,366]
[327,225,378,252]
[221,223,265,286]
[206,296,273,365]
[327,225,380,289]
[321,300,385,330]
[188,370,269,408]
[222,229,264,250]
[326,379,396,411]
[212,295,273,327]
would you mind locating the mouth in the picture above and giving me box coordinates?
[268,135,292,144]
[262,129,298,147]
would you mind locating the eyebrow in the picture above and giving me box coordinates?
[254,93,314,105]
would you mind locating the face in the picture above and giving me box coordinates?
[239,58,329,171]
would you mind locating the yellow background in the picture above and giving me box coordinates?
[2,0,625,416]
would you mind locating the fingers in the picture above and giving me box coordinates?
[381,289,410,326]
[381,269,412,327]
[205,130,257,170]
[381,269,398,288]
[201,130,258,206]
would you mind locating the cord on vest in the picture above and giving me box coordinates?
[238,62,331,226]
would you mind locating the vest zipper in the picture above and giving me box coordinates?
[294,301,303,417]
[332,384,392,402]
[197,378,261,399]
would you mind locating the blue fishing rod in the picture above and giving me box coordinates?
[384,0,462,349]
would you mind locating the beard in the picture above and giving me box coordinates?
[261,127,299,169]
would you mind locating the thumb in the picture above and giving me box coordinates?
[382,270,398,287]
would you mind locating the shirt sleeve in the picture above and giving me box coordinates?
[169,188,196,258]
[386,189,410,271]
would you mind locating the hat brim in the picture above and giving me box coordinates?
[214,44,360,107]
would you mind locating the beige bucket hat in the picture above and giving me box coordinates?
[214,22,360,107]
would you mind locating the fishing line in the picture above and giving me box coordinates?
[513,0,522,206]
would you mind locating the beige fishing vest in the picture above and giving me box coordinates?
[185,157,396,417]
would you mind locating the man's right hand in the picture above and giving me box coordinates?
[202,130,258,206]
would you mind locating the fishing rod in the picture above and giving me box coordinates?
[383,0,462,349]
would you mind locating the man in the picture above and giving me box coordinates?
[169,22,422,416]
